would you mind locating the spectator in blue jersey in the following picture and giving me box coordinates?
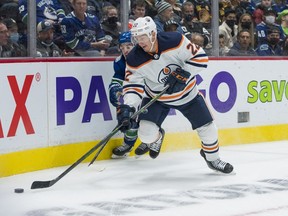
[18,0,66,50]
[58,0,113,18]
[18,0,65,25]
[109,31,149,158]
[256,26,283,55]
[227,29,257,56]
[255,8,285,46]
[60,0,111,56]
[271,0,288,13]
[153,1,183,33]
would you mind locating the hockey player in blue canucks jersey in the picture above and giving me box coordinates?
[109,32,132,102]
[109,31,149,158]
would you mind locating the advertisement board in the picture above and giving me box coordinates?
[0,63,48,154]
[0,58,287,176]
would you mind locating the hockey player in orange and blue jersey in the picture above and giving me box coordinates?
[116,16,234,174]
[109,31,150,158]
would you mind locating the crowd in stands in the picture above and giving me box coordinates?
[1,0,288,57]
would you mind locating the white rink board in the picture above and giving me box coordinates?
[0,59,287,154]
[0,63,48,154]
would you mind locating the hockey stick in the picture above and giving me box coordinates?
[30,85,169,190]
[87,127,116,167]
[88,84,170,166]
[31,124,122,190]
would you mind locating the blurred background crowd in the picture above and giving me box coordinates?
[1,0,288,57]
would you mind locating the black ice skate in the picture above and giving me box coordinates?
[111,142,133,159]
[149,128,165,159]
[200,149,233,174]
[134,143,149,158]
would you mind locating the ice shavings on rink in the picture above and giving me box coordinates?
[1,140,288,216]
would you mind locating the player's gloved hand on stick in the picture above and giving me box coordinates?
[117,104,135,132]
[165,68,190,94]
[109,82,123,107]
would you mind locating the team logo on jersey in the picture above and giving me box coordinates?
[158,64,180,83]
[43,6,57,20]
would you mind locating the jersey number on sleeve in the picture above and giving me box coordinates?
[125,71,133,82]
[187,43,200,55]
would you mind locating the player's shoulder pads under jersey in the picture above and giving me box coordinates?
[126,45,151,68]
[157,31,183,52]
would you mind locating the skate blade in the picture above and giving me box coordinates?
[135,154,144,159]
[225,170,236,175]
[209,169,236,176]
[94,167,106,172]
[111,153,129,159]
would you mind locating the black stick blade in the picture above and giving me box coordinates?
[31,179,56,189]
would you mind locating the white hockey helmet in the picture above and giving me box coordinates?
[130,16,157,44]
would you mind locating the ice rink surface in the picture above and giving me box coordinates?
[1,140,288,216]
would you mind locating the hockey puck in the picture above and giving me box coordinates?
[14,188,24,193]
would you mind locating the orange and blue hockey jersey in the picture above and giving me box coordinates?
[123,31,208,109]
